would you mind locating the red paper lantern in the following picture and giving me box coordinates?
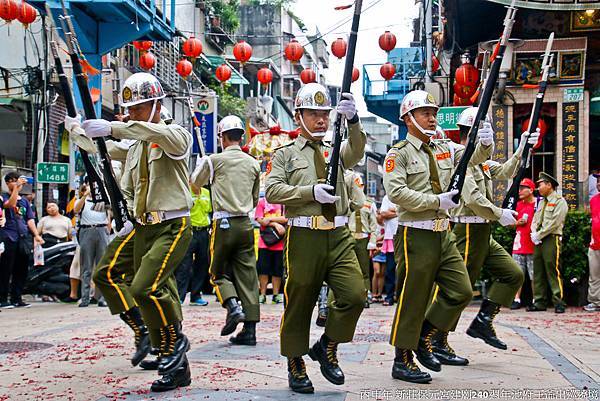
[352,67,360,82]
[453,82,477,99]
[133,40,153,52]
[331,37,347,59]
[176,59,193,77]
[182,37,202,58]
[284,39,304,63]
[300,68,317,84]
[380,62,396,81]
[453,94,472,106]
[0,0,19,22]
[378,31,397,53]
[215,64,232,83]
[257,67,273,86]
[455,63,479,88]
[432,55,440,73]
[139,52,156,70]
[17,1,36,26]
[233,40,253,64]
[521,118,548,149]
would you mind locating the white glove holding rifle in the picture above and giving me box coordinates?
[336,93,357,121]
[64,114,98,153]
[515,128,541,157]
[313,184,340,204]
[499,209,518,227]
[437,190,460,210]
[478,122,494,147]
[82,119,112,138]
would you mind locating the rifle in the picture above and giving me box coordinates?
[502,32,554,210]
[325,0,363,194]
[446,0,517,203]
[112,50,122,117]
[58,0,131,231]
[185,84,207,158]
[45,4,109,206]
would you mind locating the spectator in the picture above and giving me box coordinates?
[0,195,5,258]
[589,166,599,202]
[585,174,600,312]
[62,246,81,303]
[25,191,37,223]
[255,197,287,304]
[0,172,44,308]
[511,178,537,309]
[37,201,73,248]
[73,183,109,307]
[176,183,212,306]
[371,225,386,303]
[378,195,398,306]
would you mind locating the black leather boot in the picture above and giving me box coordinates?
[157,323,190,376]
[229,321,257,346]
[466,299,507,350]
[288,357,314,394]
[415,320,442,372]
[308,334,344,385]
[151,356,192,392]
[119,306,151,367]
[391,348,432,384]
[221,298,245,336]
[432,331,469,366]
[140,348,160,370]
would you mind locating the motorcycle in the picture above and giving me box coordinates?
[24,241,77,299]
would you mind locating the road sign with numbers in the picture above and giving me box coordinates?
[37,162,69,184]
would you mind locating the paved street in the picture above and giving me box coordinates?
[1,299,598,401]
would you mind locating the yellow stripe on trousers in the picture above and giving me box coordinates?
[391,227,409,344]
[208,219,223,304]
[555,236,563,298]
[107,228,136,311]
[150,217,187,326]
[463,223,470,265]
[279,229,292,336]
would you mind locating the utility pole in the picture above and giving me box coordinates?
[425,0,433,83]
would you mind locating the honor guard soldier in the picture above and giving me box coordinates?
[80,72,194,392]
[528,172,568,313]
[265,83,366,393]
[346,169,378,306]
[383,90,494,384]
[435,107,540,364]
[191,115,261,345]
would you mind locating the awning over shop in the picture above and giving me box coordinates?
[486,0,600,10]
[204,55,250,85]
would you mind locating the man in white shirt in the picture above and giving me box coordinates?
[378,195,399,306]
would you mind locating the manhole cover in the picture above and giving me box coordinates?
[0,341,54,354]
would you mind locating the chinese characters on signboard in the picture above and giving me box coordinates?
[193,96,218,154]
[491,105,509,205]
[562,102,579,210]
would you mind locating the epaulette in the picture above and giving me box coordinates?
[273,141,295,152]
[392,140,408,150]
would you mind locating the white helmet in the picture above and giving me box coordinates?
[121,72,166,108]
[399,90,439,118]
[457,107,491,128]
[218,115,245,136]
[160,107,173,124]
[294,83,333,111]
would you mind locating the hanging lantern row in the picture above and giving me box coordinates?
[216,63,232,83]
[300,68,316,84]
[233,40,253,64]
[257,67,273,86]
[133,40,153,52]
[452,61,479,106]
[0,0,37,26]
[331,37,348,59]
[182,36,203,59]
[378,31,396,53]
[176,59,193,78]
[380,62,396,81]
[284,39,304,63]
[139,51,156,70]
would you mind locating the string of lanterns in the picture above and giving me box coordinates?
[0,0,37,27]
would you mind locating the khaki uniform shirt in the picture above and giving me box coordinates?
[112,120,193,216]
[453,152,521,221]
[265,122,366,218]
[383,134,492,222]
[531,191,568,239]
[192,145,261,214]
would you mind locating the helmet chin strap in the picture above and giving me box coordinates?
[298,111,326,139]
[408,112,437,136]
[148,100,157,123]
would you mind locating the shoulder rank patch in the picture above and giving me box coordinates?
[436,152,451,161]
[385,157,395,173]
[265,160,272,175]
[392,140,408,150]
[482,164,490,171]
[548,203,557,207]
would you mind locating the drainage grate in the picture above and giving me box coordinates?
[0,341,54,354]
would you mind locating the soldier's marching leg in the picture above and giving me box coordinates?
[209,219,246,336]
[129,218,192,385]
[529,244,549,311]
[308,227,365,386]
[229,218,260,346]
[424,230,472,371]
[93,229,151,367]
[389,227,439,383]
[354,237,371,308]
[542,235,565,313]
[466,238,524,350]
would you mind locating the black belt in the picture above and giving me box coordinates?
[192,226,209,231]
[79,224,106,229]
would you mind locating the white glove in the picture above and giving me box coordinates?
[478,122,494,146]
[64,114,82,133]
[499,209,518,227]
[82,119,112,138]
[515,128,541,156]
[116,220,134,238]
[336,93,357,120]
[91,201,106,212]
[195,155,209,169]
[437,190,460,210]
[530,231,542,245]
[313,184,340,204]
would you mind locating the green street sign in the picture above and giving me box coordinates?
[437,106,468,130]
[37,162,69,184]
[563,87,583,103]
